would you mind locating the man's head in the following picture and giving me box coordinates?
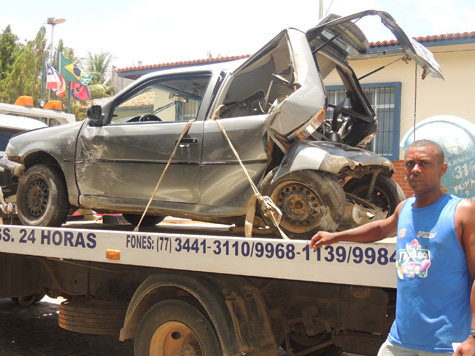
[404,139,447,196]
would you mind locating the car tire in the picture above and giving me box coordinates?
[11,292,45,307]
[17,164,69,227]
[122,214,165,227]
[134,298,221,356]
[260,169,345,239]
[343,174,405,216]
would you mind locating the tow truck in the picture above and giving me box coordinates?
[0,98,397,354]
[4,10,442,355]
[0,218,397,356]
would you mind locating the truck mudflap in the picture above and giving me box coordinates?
[120,271,277,355]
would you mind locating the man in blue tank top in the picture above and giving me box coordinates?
[310,139,475,355]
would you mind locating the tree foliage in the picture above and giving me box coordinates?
[0,26,47,104]
[85,51,116,98]
[0,25,19,82]
[0,25,117,120]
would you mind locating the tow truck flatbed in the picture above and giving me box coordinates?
[0,221,397,289]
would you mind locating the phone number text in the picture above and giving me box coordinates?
[144,236,396,266]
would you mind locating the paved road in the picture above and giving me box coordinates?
[0,296,360,356]
[0,297,134,356]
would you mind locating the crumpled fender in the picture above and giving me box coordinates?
[273,140,394,182]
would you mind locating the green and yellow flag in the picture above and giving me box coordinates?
[60,54,92,85]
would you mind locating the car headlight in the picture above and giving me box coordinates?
[294,107,326,140]
[356,132,377,149]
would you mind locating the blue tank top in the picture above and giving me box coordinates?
[388,194,470,353]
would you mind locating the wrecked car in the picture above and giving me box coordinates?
[1,10,442,239]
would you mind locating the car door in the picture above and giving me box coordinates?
[75,72,213,210]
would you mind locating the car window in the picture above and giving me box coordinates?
[219,34,295,119]
[110,73,211,125]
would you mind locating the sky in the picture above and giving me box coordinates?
[1,0,474,70]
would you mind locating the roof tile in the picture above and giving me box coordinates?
[117,31,475,72]
[116,55,251,73]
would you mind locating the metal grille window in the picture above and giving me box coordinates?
[176,99,200,121]
[326,82,401,160]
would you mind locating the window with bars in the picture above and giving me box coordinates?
[325,82,401,160]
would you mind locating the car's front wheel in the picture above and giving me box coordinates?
[260,170,345,239]
[17,164,69,227]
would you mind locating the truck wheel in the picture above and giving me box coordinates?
[343,175,405,216]
[17,164,69,227]
[122,214,165,227]
[260,170,345,239]
[134,299,221,356]
[59,299,128,335]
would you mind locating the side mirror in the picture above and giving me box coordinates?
[87,105,103,126]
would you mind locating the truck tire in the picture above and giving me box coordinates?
[260,169,345,239]
[343,175,405,216]
[59,299,128,335]
[17,164,69,227]
[122,214,165,227]
[134,299,221,356]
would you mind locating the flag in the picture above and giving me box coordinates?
[60,54,92,85]
[71,82,91,101]
[46,64,66,98]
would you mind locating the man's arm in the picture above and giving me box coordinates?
[309,201,403,250]
[453,199,475,356]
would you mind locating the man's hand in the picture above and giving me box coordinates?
[309,231,339,250]
[453,336,475,356]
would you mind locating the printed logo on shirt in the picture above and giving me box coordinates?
[398,228,406,238]
[395,239,431,279]
[417,231,436,239]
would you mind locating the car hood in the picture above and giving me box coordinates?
[6,121,84,159]
[306,9,443,80]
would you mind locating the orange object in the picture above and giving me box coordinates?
[106,249,121,260]
[14,96,34,106]
[43,100,63,110]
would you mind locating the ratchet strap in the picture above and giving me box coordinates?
[134,119,196,232]
[211,109,288,239]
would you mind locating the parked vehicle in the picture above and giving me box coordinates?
[0,11,442,239]
[0,114,47,184]
[0,97,75,221]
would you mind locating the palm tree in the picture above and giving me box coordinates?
[86,51,116,98]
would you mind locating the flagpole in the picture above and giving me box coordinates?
[55,49,61,101]
[67,82,72,113]
[45,17,66,101]
[40,55,46,106]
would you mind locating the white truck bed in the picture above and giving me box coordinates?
[0,221,397,289]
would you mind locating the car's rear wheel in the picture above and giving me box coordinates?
[343,175,405,216]
[122,214,165,227]
[260,170,345,239]
[17,164,69,227]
